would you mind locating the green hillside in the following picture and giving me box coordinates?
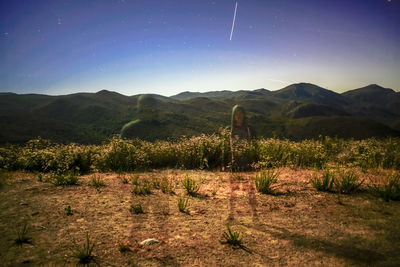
[0,83,399,144]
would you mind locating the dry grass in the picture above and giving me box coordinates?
[1,169,400,266]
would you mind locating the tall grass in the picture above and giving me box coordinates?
[1,135,400,173]
[370,172,400,201]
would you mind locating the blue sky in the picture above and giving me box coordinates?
[1,0,399,96]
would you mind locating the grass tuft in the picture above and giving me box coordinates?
[132,181,152,195]
[220,223,243,246]
[89,175,106,190]
[129,203,144,214]
[254,169,278,194]
[370,172,400,202]
[72,232,97,265]
[152,176,160,189]
[118,242,131,253]
[65,205,73,216]
[182,175,200,196]
[335,170,364,194]
[178,197,189,213]
[51,172,79,186]
[131,174,139,185]
[311,169,335,192]
[160,177,174,194]
[14,223,33,246]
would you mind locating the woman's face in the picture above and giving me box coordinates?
[234,110,244,126]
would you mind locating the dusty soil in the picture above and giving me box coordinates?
[1,168,400,266]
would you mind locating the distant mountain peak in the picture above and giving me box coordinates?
[295,82,317,86]
[368,83,381,87]
[343,84,395,95]
[280,82,328,91]
[272,83,348,106]
[95,89,128,99]
[96,89,114,94]
[361,84,389,91]
[254,88,270,93]
[275,83,337,96]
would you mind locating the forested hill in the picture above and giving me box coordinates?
[1,83,399,144]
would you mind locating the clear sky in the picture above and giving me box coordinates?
[1,0,399,96]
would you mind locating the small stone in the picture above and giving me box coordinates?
[139,238,160,246]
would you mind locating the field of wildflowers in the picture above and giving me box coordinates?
[1,130,399,174]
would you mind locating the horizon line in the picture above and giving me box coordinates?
[0,82,397,97]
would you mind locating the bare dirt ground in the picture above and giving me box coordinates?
[1,168,400,266]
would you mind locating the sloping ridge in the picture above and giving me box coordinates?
[171,88,270,101]
[273,83,348,106]
[288,103,349,118]
[342,84,396,102]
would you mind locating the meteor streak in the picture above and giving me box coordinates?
[230,1,238,41]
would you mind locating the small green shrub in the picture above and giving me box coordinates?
[72,232,97,265]
[51,172,78,186]
[370,173,400,201]
[311,170,335,192]
[65,205,73,216]
[254,169,278,194]
[335,170,364,194]
[182,175,200,196]
[130,203,144,214]
[37,173,43,182]
[220,223,243,246]
[118,242,131,253]
[132,181,152,195]
[14,223,33,246]
[89,175,106,190]
[178,197,189,213]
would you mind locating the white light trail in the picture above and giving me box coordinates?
[229,1,238,41]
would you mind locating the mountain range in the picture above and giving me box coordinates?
[1,83,399,144]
